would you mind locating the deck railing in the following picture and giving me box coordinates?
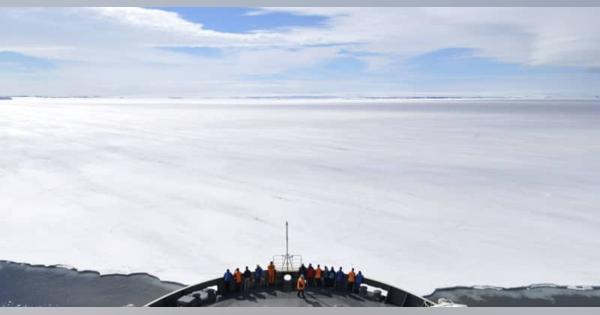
[271,255,303,272]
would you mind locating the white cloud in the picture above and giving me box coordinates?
[0,7,599,96]
[257,7,600,67]
[92,7,207,34]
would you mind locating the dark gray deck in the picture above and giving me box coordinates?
[213,288,389,307]
[146,271,435,307]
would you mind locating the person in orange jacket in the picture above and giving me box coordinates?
[347,268,356,292]
[233,268,243,293]
[267,261,277,287]
[296,275,306,298]
[314,264,323,287]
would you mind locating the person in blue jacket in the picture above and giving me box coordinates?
[254,265,264,288]
[327,267,336,288]
[223,269,233,294]
[336,267,345,291]
[353,271,364,293]
[322,265,328,287]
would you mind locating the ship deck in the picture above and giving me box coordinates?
[213,288,389,307]
[146,270,435,307]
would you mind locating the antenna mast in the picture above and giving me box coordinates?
[273,221,301,272]
[282,221,293,271]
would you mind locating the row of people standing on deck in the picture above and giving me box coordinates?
[222,262,364,295]
[296,263,364,293]
[222,261,279,294]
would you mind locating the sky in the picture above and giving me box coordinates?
[1,7,600,98]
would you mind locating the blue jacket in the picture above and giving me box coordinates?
[223,271,233,282]
[336,270,345,281]
[254,267,263,280]
[356,272,364,284]
[327,270,336,279]
[298,265,307,277]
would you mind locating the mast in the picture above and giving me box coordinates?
[276,220,299,272]
[285,221,290,270]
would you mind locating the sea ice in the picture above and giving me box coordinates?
[1,97,599,295]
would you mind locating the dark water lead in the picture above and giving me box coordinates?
[0,260,183,306]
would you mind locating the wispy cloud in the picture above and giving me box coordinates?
[0,7,599,97]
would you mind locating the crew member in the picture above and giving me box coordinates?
[267,261,277,287]
[296,275,307,298]
[254,265,264,288]
[306,263,315,287]
[243,266,252,293]
[327,266,336,288]
[336,267,345,290]
[223,269,233,294]
[347,268,356,292]
[298,263,307,278]
[354,271,364,293]
[315,264,323,287]
[234,268,242,293]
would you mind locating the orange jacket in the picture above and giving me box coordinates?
[348,271,356,283]
[296,277,306,290]
[268,264,276,276]
[234,271,242,283]
[315,268,322,279]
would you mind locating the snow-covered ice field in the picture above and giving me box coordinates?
[1,97,599,295]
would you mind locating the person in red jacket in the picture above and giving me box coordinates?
[306,263,315,287]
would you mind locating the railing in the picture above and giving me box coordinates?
[271,255,303,272]
[145,270,435,307]
[362,277,436,307]
[145,277,223,307]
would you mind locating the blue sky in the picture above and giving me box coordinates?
[0,7,599,98]
[155,7,328,33]
[0,51,56,71]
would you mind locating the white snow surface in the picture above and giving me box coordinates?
[1,97,600,295]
